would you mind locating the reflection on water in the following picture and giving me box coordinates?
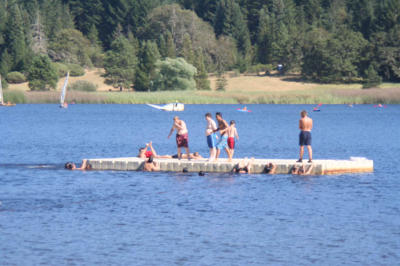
[0,104,399,265]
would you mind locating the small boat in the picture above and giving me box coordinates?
[147,102,184,111]
[237,106,251,112]
[0,75,16,107]
[59,72,69,108]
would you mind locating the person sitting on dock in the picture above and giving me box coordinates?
[65,159,92,170]
[143,156,160,172]
[264,163,277,174]
[291,164,313,175]
[138,142,163,159]
[233,158,254,174]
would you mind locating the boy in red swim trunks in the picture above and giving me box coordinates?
[227,120,239,162]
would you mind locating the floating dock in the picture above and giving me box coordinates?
[87,158,373,175]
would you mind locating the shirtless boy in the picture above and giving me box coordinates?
[298,110,313,163]
[168,116,190,159]
[205,113,218,161]
[227,120,239,162]
[215,112,230,161]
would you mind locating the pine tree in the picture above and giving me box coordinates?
[363,64,382,89]
[165,30,176,58]
[28,54,58,91]
[194,49,210,90]
[104,35,138,89]
[134,40,161,91]
[182,33,195,64]
[31,11,47,55]
[5,2,27,71]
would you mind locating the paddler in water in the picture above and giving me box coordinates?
[65,159,92,170]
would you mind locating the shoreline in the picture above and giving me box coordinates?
[4,89,400,105]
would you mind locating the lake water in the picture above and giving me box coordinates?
[1,104,399,265]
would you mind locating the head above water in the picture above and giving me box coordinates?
[65,162,76,170]
[301,110,307,117]
[205,113,212,119]
[216,112,222,120]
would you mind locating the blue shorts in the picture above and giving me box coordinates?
[299,131,312,146]
[216,134,228,150]
[207,133,217,148]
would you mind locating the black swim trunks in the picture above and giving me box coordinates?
[172,154,179,159]
[299,131,312,146]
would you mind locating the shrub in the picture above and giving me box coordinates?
[67,64,85,76]
[6,71,26,83]
[363,65,382,89]
[68,80,97,92]
[4,90,26,103]
[54,62,69,77]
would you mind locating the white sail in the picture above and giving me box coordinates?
[60,72,69,106]
[0,74,3,105]
[146,103,184,111]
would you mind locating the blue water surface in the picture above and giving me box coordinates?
[0,104,399,265]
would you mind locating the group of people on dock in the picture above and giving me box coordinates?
[66,110,314,175]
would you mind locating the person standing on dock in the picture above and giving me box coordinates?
[297,110,313,163]
[168,116,190,160]
[205,113,218,161]
[214,112,230,161]
[227,120,239,162]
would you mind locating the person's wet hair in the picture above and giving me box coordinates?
[216,112,222,117]
[147,156,154,163]
[301,110,307,117]
[205,113,212,118]
[198,171,205,176]
[65,162,74,170]
[230,120,235,125]
[182,167,188,173]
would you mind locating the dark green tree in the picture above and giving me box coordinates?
[194,49,211,90]
[363,64,382,89]
[28,55,58,91]
[5,2,27,71]
[104,35,137,89]
[134,40,161,91]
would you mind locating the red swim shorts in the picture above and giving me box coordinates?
[228,137,235,149]
[176,133,189,148]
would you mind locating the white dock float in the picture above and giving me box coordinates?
[87,157,373,175]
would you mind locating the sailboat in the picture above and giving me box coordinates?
[59,72,69,108]
[0,75,16,107]
[146,102,184,111]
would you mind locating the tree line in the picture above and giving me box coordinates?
[0,0,399,91]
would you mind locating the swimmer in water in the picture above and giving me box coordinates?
[291,164,313,175]
[232,158,254,174]
[65,159,92,170]
[143,156,160,172]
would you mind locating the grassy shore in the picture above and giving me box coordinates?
[4,86,399,104]
[5,69,400,104]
